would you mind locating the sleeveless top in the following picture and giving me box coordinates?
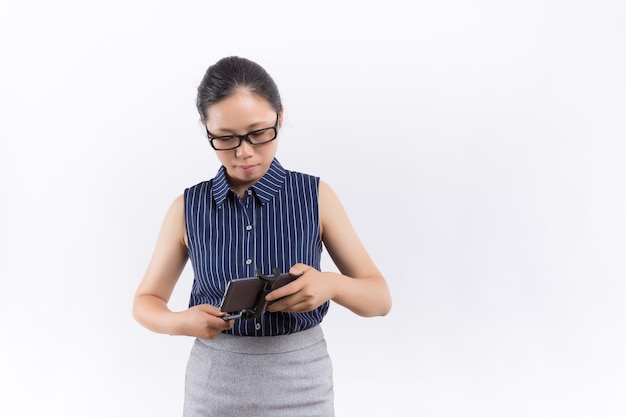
[184,158,329,336]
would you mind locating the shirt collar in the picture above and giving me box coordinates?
[212,158,286,207]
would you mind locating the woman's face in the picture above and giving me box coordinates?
[204,89,282,196]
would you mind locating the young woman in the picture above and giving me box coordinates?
[132,56,392,417]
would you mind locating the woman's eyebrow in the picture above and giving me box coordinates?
[211,119,275,134]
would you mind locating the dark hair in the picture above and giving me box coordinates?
[196,56,282,122]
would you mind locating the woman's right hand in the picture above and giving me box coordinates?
[174,304,234,339]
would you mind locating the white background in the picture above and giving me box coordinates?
[1,1,625,416]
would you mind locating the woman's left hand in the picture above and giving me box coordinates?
[265,264,337,313]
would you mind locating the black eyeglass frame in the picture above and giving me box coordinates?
[205,114,279,151]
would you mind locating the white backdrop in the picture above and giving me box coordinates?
[1,1,625,416]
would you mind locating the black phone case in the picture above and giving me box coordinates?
[220,273,299,318]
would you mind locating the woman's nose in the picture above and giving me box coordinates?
[235,139,254,158]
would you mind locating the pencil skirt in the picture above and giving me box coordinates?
[183,325,334,417]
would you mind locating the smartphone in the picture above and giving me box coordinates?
[219,273,299,319]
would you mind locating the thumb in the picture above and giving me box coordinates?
[197,304,227,316]
[288,263,311,277]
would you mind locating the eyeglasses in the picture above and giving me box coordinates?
[206,114,279,151]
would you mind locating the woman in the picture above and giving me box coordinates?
[132,56,392,417]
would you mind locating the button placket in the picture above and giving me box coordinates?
[242,188,255,273]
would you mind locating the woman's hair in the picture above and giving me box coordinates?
[196,56,282,122]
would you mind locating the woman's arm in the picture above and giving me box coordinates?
[266,181,391,317]
[317,180,392,316]
[132,194,232,338]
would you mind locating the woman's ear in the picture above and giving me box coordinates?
[278,107,284,128]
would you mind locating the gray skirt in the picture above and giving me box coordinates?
[183,325,334,417]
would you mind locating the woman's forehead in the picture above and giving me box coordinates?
[205,92,277,131]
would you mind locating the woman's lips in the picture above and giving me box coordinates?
[239,164,257,173]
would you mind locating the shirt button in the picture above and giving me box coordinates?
[255,323,261,330]
[246,225,252,231]
[245,259,252,265]
[247,189,252,195]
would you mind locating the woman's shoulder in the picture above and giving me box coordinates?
[283,167,321,184]
[182,179,216,202]
[317,180,338,202]
[184,179,214,193]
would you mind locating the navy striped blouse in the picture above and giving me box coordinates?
[184,158,329,336]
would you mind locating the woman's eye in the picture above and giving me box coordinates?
[249,129,274,142]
